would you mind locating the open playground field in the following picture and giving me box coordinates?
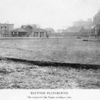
[0,37,100,65]
[0,37,100,89]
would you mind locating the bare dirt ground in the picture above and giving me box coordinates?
[0,60,100,89]
[0,37,100,64]
[0,37,100,89]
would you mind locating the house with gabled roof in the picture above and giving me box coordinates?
[11,28,28,37]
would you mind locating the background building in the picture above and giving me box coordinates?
[0,23,14,37]
[11,28,28,37]
[31,28,48,38]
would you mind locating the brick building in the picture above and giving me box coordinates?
[94,24,100,37]
[0,23,14,37]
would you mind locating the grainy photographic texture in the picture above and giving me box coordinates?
[0,0,100,89]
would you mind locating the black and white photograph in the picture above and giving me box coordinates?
[0,0,100,99]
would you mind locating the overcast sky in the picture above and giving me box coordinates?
[0,0,100,30]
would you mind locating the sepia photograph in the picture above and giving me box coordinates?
[0,0,100,99]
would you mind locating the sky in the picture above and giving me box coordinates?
[0,0,100,30]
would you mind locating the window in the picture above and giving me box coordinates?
[34,32,38,37]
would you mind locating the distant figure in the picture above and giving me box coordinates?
[46,33,49,38]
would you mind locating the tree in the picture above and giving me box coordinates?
[21,25,33,36]
[45,28,55,33]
